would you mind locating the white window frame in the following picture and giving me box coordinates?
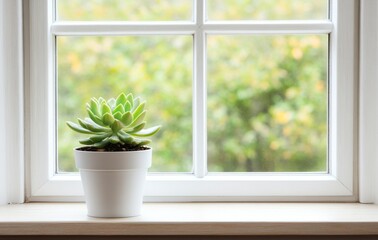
[359,0,378,204]
[26,0,358,202]
[0,0,24,205]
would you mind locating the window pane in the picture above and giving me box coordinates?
[207,0,328,20]
[57,0,193,21]
[207,35,328,172]
[57,36,193,172]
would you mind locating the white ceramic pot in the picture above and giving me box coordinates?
[74,148,152,218]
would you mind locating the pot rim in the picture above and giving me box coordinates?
[73,146,152,153]
[74,146,152,170]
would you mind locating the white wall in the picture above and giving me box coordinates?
[0,0,7,205]
[0,0,24,205]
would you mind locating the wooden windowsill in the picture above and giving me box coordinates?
[1,203,378,235]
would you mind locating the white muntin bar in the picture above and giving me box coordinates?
[51,21,197,36]
[204,20,333,34]
[51,21,333,36]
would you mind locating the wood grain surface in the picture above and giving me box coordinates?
[1,203,378,235]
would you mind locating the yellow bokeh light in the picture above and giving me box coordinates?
[273,110,291,124]
[291,48,303,60]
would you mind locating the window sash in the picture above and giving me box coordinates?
[27,0,357,202]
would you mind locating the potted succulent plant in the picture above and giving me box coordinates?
[66,93,161,218]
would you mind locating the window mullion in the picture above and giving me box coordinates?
[193,0,207,178]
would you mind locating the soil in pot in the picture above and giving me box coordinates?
[77,143,149,152]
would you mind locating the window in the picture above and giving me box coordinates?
[27,0,357,201]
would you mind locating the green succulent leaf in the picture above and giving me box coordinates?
[107,98,116,109]
[82,119,110,132]
[126,93,134,107]
[113,112,122,121]
[116,93,127,106]
[93,138,110,148]
[101,103,112,116]
[78,118,89,129]
[117,131,133,144]
[129,111,146,128]
[133,102,145,118]
[121,111,133,126]
[132,138,151,147]
[129,125,161,137]
[109,135,120,144]
[102,113,115,125]
[89,133,112,143]
[128,121,146,133]
[66,121,94,134]
[124,101,132,112]
[110,119,123,132]
[112,104,125,115]
[84,117,97,125]
[132,97,141,111]
[98,97,106,104]
[89,98,100,116]
[79,138,94,145]
[87,109,106,126]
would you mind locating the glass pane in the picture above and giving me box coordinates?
[57,36,193,172]
[207,0,328,20]
[207,35,328,172]
[57,0,193,21]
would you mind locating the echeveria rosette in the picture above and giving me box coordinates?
[66,93,161,148]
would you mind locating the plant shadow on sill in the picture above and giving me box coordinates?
[1,236,378,240]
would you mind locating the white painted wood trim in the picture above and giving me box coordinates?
[2,203,378,235]
[28,0,55,200]
[193,0,207,178]
[52,21,196,35]
[51,21,333,36]
[328,0,357,194]
[359,0,378,204]
[0,0,24,204]
[204,20,333,34]
[29,174,356,202]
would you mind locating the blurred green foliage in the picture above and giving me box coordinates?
[57,0,328,173]
[207,35,327,172]
[207,0,328,20]
[57,0,193,21]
